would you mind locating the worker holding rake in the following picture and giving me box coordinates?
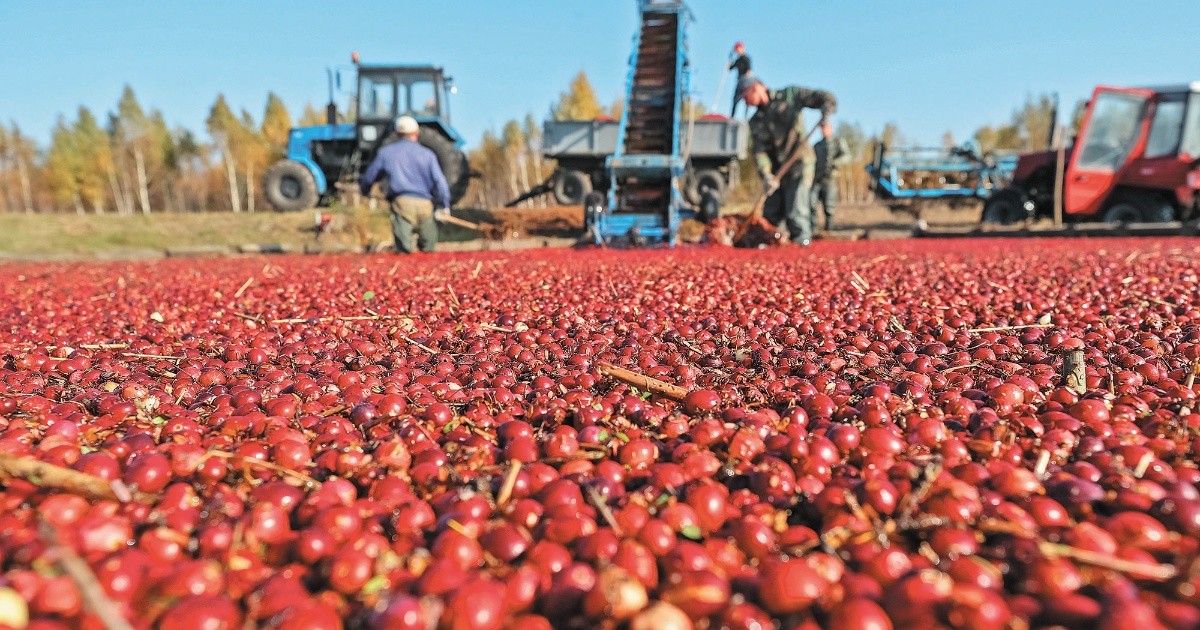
[740,75,837,246]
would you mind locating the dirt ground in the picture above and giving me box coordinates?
[0,201,982,259]
[476,200,984,240]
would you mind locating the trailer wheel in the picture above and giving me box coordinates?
[686,169,726,206]
[264,160,319,212]
[553,170,592,206]
[698,191,721,223]
[981,188,1027,225]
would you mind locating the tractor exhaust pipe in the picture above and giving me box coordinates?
[325,68,338,126]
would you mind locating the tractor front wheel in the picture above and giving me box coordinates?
[981,188,1028,225]
[264,160,319,212]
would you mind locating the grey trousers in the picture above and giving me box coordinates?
[811,178,837,229]
[389,196,437,254]
[762,162,815,242]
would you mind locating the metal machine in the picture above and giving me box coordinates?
[601,0,694,246]
[507,0,745,246]
[867,143,1017,214]
[983,83,1200,225]
[263,56,470,212]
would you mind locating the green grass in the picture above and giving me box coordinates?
[0,204,488,256]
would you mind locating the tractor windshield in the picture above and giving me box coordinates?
[1076,91,1146,171]
[397,74,443,119]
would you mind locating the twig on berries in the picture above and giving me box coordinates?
[596,362,688,401]
[0,454,156,503]
[38,520,135,630]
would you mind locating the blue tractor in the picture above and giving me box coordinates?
[264,57,471,212]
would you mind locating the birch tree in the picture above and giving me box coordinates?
[113,86,159,214]
[1,124,37,213]
[206,95,241,212]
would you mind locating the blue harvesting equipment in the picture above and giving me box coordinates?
[866,142,1018,213]
[591,0,695,246]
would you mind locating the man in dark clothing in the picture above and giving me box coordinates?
[729,41,752,117]
[359,116,452,254]
[739,75,837,246]
[811,121,851,232]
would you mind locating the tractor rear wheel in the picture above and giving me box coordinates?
[1103,192,1173,224]
[553,170,592,206]
[418,128,469,205]
[981,188,1027,225]
[264,160,319,212]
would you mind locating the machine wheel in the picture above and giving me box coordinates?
[418,128,469,205]
[685,168,726,206]
[264,160,319,212]
[698,191,721,223]
[583,191,606,227]
[553,170,592,205]
[1102,192,1172,224]
[981,188,1027,225]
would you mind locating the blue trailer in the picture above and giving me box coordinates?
[866,142,1018,213]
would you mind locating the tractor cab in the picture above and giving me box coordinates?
[1064,84,1200,218]
[353,65,463,153]
[989,83,1200,225]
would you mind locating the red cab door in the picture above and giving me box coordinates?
[1064,86,1154,215]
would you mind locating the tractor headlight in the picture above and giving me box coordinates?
[361,127,378,143]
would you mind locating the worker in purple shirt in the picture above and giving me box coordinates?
[360,116,452,253]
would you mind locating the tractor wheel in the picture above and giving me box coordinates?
[553,170,592,206]
[981,188,1028,225]
[264,160,319,212]
[686,168,726,206]
[418,128,469,206]
[1103,192,1172,224]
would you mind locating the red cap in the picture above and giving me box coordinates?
[734,41,744,50]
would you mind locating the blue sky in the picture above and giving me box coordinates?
[1,1,1198,148]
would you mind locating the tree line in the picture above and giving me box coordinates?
[0,86,326,215]
[0,73,1060,214]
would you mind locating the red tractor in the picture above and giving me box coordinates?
[983,83,1200,225]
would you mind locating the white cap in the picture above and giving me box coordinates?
[395,115,419,134]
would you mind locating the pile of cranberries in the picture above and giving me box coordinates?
[0,238,1198,629]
